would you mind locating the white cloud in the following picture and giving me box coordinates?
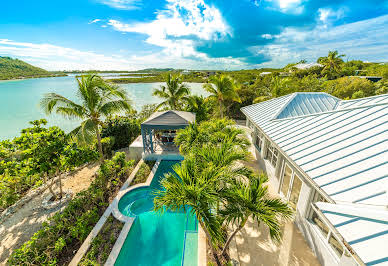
[0,38,245,71]
[97,0,140,10]
[88,19,101,24]
[261,34,274,39]
[318,8,346,24]
[264,0,304,14]
[253,14,388,67]
[107,0,230,60]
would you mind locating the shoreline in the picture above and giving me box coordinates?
[0,74,68,82]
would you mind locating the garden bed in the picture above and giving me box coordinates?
[8,152,135,266]
[131,160,156,185]
[79,215,124,265]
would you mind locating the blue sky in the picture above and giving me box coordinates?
[0,0,387,70]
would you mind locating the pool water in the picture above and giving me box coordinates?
[115,160,198,266]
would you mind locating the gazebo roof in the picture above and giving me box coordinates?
[142,110,195,127]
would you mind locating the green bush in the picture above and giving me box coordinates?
[101,116,140,151]
[132,160,156,185]
[8,152,134,266]
[324,77,376,99]
[79,216,124,265]
[0,120,99,211]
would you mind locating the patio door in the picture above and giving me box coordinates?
[280,163,303,209]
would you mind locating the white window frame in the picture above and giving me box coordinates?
[265,142,278,168]
[254,129,264,152]
[309,204,348,261]
[279,162,303,204]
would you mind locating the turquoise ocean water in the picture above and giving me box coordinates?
[0,76,206,140]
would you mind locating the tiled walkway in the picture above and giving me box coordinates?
[228,126,320,266]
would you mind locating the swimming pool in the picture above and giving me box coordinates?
[115,160,198,266]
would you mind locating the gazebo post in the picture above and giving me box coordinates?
[150,129,154,153]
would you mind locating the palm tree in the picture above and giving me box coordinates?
[153,73,190,110]
[174,119,249,155]
[220,173,293,256]
[318,50,345,79]
[185,95,211,122]
[203,75,241,118]
[271,76,290,98]
[40,74,132,158]
[153,157,225,265]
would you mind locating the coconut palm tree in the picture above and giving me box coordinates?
[153,73,190,110]
[270,76,290,98]
[219,173,293,256]
[174,119,249,155]
[185,95,211,122]
[40,74,132,158]
[318,50,345,79]
[203,75,241,118]
[153,157,225,265]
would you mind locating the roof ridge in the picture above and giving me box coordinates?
[272,101,388,121]
[240,93,294,111]
[271,93,298,120]
[339,93,388,104]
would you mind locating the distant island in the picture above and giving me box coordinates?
[0,57,67,80]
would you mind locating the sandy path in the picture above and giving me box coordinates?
[0,163,99,265]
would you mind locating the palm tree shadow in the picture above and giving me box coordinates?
[232,217,319,266]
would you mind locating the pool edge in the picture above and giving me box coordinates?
[106,159,161,266]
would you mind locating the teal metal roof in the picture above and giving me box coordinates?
[241,93,388,206]
[242,93,388,265]
[274,93,339,119]
[316,202,388,266]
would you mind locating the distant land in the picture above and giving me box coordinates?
[0,57,66,80]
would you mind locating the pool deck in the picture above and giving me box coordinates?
[227,129,319,266]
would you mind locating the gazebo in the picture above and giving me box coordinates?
[141,110,195,153]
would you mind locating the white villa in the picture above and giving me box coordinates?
[293,62,323,70]
[241,92,388,266]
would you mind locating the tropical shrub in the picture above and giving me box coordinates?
[132,160,156,185]
[9,152,134,265]
[101,116,140,150]
[175,119,249,155]
[0,120,98,210]
[324,77,376,99]
[79,215,124,265]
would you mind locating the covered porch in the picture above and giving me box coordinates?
[140,110,195,157]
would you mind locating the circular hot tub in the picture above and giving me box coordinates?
[118,187,155,217]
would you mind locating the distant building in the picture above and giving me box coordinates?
[242,92,388,266]
[293,62,323,70]
[259,72,272,76]
[350,76,383,82]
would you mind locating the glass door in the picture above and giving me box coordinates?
[280,163,303,210]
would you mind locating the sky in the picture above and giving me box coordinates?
[0,0,387,70]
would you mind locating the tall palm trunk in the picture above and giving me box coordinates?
[96,126,103,160]
[198,219,222,266]
[219,100,223,119]
[221,216,249,256]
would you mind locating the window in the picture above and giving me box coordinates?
[311,210,329,238]
[281,164,292,197]
[280,164,303,209]
[329,233,344,257]
[265,143,278,168]
[289,175,302,209]
[255,131,264,152]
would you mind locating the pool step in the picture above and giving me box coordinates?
[182,232,198,266]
